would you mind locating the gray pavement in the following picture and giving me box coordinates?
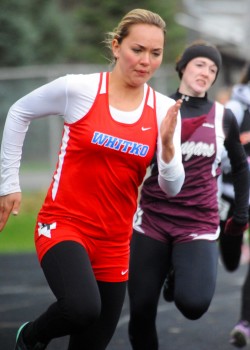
[0,252,249,350]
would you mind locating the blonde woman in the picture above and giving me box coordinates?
[0,8,184,350]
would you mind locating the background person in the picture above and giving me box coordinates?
[219,62,250,348]
[128,40,249,350]
[216,86,231,105]
[0,9,184,350]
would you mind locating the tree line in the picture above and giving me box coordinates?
[0,0,186,67]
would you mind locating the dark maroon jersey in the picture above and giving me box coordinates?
[134,91,249,243]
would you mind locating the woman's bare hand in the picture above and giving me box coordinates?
[160,99,182,163]
[240,131,250,145]
[0,192,21,232]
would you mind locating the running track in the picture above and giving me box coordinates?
[0,249,249,350]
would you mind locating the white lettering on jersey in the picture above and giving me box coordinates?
[182,141,215,161]
[91,131,149,157]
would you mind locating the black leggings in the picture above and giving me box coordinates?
[128,231,218,350]
[24,241,126,350]
[220,194,250,322]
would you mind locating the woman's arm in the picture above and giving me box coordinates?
[224,110,249,225]
[157,98,185,196]
[0,76,68,197]
[0,77,68,232]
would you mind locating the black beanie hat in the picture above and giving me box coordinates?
[176,42,222,81]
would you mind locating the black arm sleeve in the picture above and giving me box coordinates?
[223,108,249,224]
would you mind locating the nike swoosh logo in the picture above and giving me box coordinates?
[121,269,128,275]
[141,127,151,131]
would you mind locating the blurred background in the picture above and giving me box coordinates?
[0,0,249,190]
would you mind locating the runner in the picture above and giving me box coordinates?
[0,9,184,350]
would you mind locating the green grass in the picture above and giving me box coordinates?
[0,191,45,253]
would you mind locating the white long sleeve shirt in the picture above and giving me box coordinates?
[0,72,184,197]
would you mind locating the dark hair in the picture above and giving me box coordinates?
[239,62,250,84]
[176,40,222,81]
